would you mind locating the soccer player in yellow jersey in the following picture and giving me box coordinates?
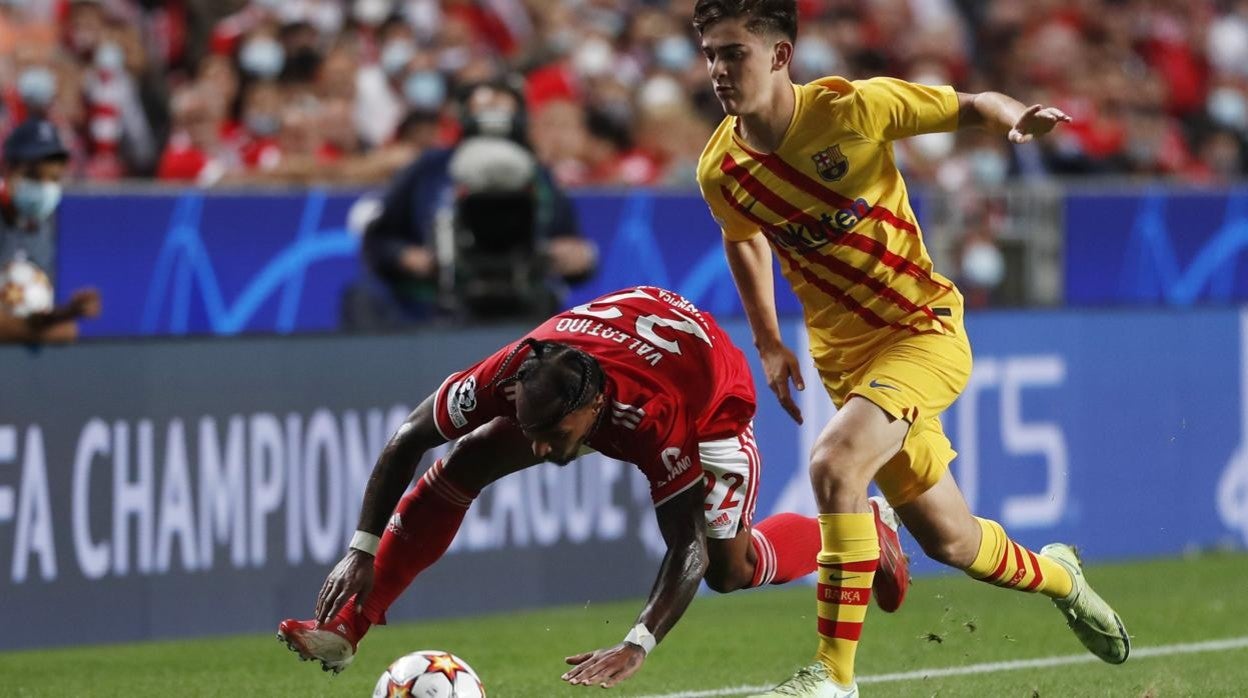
[692,2,1130,696]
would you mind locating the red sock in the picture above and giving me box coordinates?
[749,512,821,586]
[360,459,478,626]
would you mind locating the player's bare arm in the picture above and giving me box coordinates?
[957,92,1072,144]
[315,395,447,625]
[724,235,805,424]
[1,288,100,344]
[562,483,709,688]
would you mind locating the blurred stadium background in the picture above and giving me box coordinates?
[3,0,1248,695]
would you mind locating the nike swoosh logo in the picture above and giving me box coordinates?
[869,379,900,391]
[822,573,861,583]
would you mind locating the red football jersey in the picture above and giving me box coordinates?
[433,287,757,504]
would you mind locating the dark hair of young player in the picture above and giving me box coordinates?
[691,0,797,41]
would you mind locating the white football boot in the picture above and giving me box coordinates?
[1040,543,1131,664]
[750,663,859,697]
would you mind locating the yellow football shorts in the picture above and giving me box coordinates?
[818,328,972,506]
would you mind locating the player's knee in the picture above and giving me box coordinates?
[809,446,871,506]
[703,561,751,594]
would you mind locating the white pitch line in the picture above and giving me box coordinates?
[636,636,1248,698]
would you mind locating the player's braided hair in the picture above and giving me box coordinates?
[488,338,606,432]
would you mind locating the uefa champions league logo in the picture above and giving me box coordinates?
[1217,448,1248,546]
[1217,311,1248,546]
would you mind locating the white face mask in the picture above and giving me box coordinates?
[794,38,841,78]
[402,70,446,109]
[240,37,285,78]
[18,67,57,107]
[573,38,614,78]
[909,131,954,160]
[654,35,696,72]
[1208,87,1248,132]
[12,178,63,223]
[961,241,1006,289]
[380,39,415,76]
[94,41,126,72]
[354,0,393,26]
[969,149,1009,186]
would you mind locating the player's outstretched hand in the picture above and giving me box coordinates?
[314,549,374,626]
[562,642,646,688]
[1009,104,1071,144]
[68,288,102,319]
[760,342,805,424]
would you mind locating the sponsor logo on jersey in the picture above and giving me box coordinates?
[754,197,875,251]
[447,376,477,428]
[811,144,848,182]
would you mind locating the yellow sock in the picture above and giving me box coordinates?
[814,512,878,687]
[966,517,1073,599]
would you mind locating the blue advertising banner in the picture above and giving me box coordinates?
[56,188,921,337]
[58,190,363,337]
[563,191,803,317]
[55,185,1248,327]
[1,307,1245,648]
[1064,188,1248,306]
[757,309,1248,576]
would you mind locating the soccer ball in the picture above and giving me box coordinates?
[373,649,486,697]
[0,258,53,318]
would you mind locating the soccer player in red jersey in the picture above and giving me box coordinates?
[278,286,908,689]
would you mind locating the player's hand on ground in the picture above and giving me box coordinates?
[759,342,805,424]
[1009,104,1071,144]
[561,642,646,688]
[314,549,374,626]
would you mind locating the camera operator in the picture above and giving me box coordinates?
[351,76,596,328]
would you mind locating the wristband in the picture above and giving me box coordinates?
[623,623,656,655]
[349,530,381,555]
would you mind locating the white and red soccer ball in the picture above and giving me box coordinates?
[0,258,53,318]
[373,649,486,697]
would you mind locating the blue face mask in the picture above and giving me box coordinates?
[380,39,415,76]
[12,178,63,222]
[240,37,285,79]
[795,39,839,78]
[245,114,281,137]
[654,35,695,72]
[403,71,446,110]
[969,149,1009,186]
[18,67,57,107]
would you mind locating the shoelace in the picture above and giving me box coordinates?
[771,666,827,696]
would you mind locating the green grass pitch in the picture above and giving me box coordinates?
[3,553,1246,697]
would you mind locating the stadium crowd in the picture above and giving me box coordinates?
[1,0,1245,189]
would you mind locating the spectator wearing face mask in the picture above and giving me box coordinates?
[0,119,100,343]
[66,0,157,179]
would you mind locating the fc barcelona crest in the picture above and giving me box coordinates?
[811,145,848,182]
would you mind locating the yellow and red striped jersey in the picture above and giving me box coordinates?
[697,76,965,371]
